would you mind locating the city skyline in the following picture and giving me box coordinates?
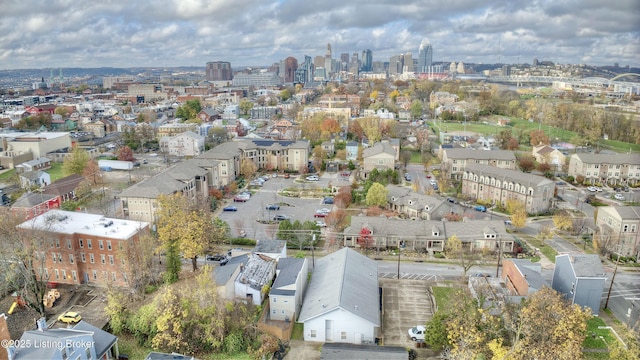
[1,0,638,71]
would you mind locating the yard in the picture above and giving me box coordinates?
[513,234,557,263]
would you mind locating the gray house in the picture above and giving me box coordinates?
[551,254,607,315]
[269,257,309,321]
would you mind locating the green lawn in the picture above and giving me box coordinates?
[291,322,304,340]
[517,233,558,263]
[0,168,16,182]
[47,162,65,182]
[432,287,457,312]
[583,317,616,349]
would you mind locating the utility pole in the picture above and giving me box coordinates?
[311,234,315,268]
[605,250,621,309]
[496,235,502,277]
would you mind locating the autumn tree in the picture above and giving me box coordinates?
[365,182,388,207]
[517,154,536,172]
[536,225,554,246]
[608,328,640,360]
[240,158,258,178]
[400,151,411,167]
[239,100,253,116]
[83,159,102,185]
[120,230,158,294]
[356,227,374,255]
[410,100,423,119]
[506,200,527,230]
[334,186,352,209]
[209,127,229,146]
[320,118,341,139]
[175,99,202,121]
[445,235,479,276]
[117,145,135,162]
[552,210,573,231]
[358,116,382,143]
[325,209,348,230]
[529,129,550,146]
[63,147,90,176]
[0,208,54,316]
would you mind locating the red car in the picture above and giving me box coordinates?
[314,212,328,218]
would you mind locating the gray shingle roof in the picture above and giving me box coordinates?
[609,206,640,220]
[444,148,516,161]
[509,259,548,292]
[298,248,379,325]
[561,254,606,278]
[344,216,445,240]
[73,321,118,358]
[118,162,207,198]
[464,163,554,188]
[12,192,58,208]
[254,239,286,255]
[271,258,305,296]
[573,152,640,165]
[213,254,249,285]
[363,142,395,158]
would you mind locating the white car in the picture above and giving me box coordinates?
[587,186,598,192]
[315,221,327,227]
[306,175,319,181]
[408,325,426,341]
[614,193,625,201]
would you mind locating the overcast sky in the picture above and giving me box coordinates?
[1,0,638,70]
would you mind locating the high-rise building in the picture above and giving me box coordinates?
[389,55,403,75]
[283,57,298,83]
[361,49,373,72]
[340,53,349,64]
[325,43,333,75]
[295,55,314,83]
[206,61,233,81]
[417,39,433,73]
[402,52,413,73]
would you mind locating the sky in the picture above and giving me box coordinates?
[1,0,638,70]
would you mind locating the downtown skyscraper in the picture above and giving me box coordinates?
[417,39,433,73]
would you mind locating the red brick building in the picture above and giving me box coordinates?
[17,210,150,288]
[501,259,547,296]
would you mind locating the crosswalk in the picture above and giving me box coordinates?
[379,272,447,281]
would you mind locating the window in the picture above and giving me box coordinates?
[87,239,92,249]
[81,253,86,262]
[58,253,63,262]
[66,239,71,249]
[52,252,57,263]
[272,309,276,315]
[341,332,347,340]
[90,254,95,264]
[107,241,112,250]
[62,270,66,280]
[112,272,117,282]
[310,330,316,338]
[623,225,629,232]
[99,240,104,250]
[72,271,77,282]
[55,269,59,280]
[79,239,84,248]
[92,270,97,280]
[570,282,575,294]
[123,273,128,282]
[55,239,60,248]
[109,255,114,265]
[69,254,74,264]
[101,254,106,264]
[632,225,637,233]
[273,297,277,303]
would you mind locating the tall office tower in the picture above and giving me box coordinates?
[449,61,457,74]
[389,55,403,75]
[283,57,298,83]
[456,62,465,74]
[325,43,333,74]
[302,55,314,82]
[361,49,373,72]
[402,52,413,73]
[314,56,325,69]
[340,53,349,64]
[205,61,233,81]
[417,38,433,73]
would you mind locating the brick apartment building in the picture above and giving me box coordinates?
[17,210,149,287]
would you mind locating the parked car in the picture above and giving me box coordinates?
[323,197,334,204]
[306,175,319,181]
[315,221,327,227]
[314,212,328,218]
[504,220,513,225]
[474,205,487,212]
[234,195,249,202]
[206,254,225,261]
[272,173,278,178]
[447,198,457,204]
[587,186,597,192]
[614,193,625,201]
[58,311,82,324]
[273,214,290,221]
[408,325,426,341]
[266,204,280,210]
[473,273,492,277]
[404,173,412,181]
[284,173,291,179]
[223,205,238,212]
[220,257,230,266]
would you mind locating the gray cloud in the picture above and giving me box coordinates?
[0,0,638,69]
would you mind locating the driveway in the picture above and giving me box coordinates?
[380,278,435,350]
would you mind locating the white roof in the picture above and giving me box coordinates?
[17,210,149,240]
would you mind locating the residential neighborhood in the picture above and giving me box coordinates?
[0,37,639,360]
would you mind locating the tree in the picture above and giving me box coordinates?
[608,328,640,360]
[120,230,158,294]
[529,129,550,146]
[356,227,374,255]
[507,200,527,230]
[400,151,411,167]
[445,235,479,276]
[552,211,573,231]
[0,209,53,317]
[334,186,352,209]
[517,154,536,173]
[54,106,70,117]
[240,158,258,178]
[209,127,229,146]
[117,145,135,162]
[325,209,348,230]
[320,118,341,139]
[536,225,554,246]
[496,129,515,150]
[508,287,591,359]
[239,100,253,116]
[83,160,102,185]
[175,99,201,121]
[280,89,291,102]
[410,100,423,119]
[63,147,90,176]
[365,182,388,207]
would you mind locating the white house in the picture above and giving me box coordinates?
[159,130,205,157]
[234,254,277,305]
[298,248,380,344]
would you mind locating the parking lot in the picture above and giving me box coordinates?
[380,278,435,353]
[217,173,336,240]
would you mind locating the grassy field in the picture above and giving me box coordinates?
[0,169,16,182]
[291,322,304,340]
[516,233,558,263]
[583,317,616,350]
[429,116,640,153]
[47,162,65,182]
